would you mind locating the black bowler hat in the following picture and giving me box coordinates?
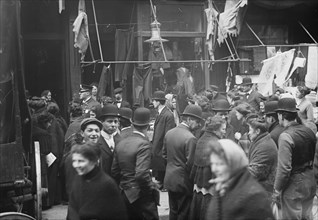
[241,77,253,86]
[276,98,298,113]
[212,99,231,112]
[98,104,120,120]
[114,87,123,94]
[119,107,132,121]
[264,101,278,115]
[152,91,166,101]
[80,118,103,131]
[181,105,203,120]
[79,84,92,93]
[131,107,151,126]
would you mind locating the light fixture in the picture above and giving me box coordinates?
[145,20,168,43]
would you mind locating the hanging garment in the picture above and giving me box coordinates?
[132,65,152,107]
[258,49,295,96]
[114,28,134,82]
[218,0,248,45]
[205,1,218,59]
[176,67,195,97]
[305,45,318,89]
[98,65,114,98]
[73,1,89,61]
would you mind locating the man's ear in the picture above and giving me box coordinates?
[80,130,85,137]
[256,128,261,135]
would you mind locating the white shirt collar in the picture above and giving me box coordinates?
[181,122,189,128]
[101,130,113,139]
[133,130,146,137]
[158,105,165,115]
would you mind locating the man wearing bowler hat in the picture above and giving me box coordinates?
[97,104,121,175]
[112,108,159,220]
[273,98,316,220]
[206,85,227,107]
[163,105,202,220]
[212,99,235,141]
[114,87,131,109]
[79,84,100,114]
[151,90,176,189]
[240,77,265,111]
[119,107,133,139]
[264,100,284,146]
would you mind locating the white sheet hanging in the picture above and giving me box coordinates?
[305,45,318,89]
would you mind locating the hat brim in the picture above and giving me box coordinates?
[120,115,131,121]
[264,111,276,115]
[99,114,120,120]
[181,113,204,121]
[241,83,253,86]
[211,108,230,112]
[81,121,103,131]
[153,98,166,101]
[131,120,150,127]
[275,108,298,113]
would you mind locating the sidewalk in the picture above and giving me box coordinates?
[42,191,169,220]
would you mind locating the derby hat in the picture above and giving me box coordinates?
[152,90,166,101]
[80,118,103,131]
[264,101,278,115]
[114,87,123,94]
[119,107,133,121]
[131,107,151,126]
[212,99,231,112]
[241,77,253,86]
[181,105,203,120]
[275,98,298,113]
[98,104,120,120]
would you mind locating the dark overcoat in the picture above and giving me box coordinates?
[248,132,277,193]
[67,166,128,220]
[205,168,274,220]
[163,124,197,194]
[268,121,284,147]
[151,106,176,171]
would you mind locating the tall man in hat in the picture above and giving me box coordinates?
[112,107,159,220]
[151,90,176,189]
[79,84,100,114]
[114,87,131,109]
[97,104,121,175]
[264,100,284,146]
[273,98,317,220]
[163,105,202,220]
[240,77,265,111]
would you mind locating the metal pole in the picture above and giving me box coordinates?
[298,21,318,44]
[246,22,265,46]
[92,0,104,61]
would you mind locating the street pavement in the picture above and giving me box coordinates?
[42,191,169,220]
[42,193,318,220]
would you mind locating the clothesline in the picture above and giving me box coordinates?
[239,44,318,48]
[80,58,251,65]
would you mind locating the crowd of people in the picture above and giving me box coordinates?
[26,76,318,220]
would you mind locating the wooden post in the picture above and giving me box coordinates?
[34,142,42,220]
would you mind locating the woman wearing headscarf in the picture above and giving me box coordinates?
[67,142,127,220]
[189,116,226,220]
[205,139,274,220]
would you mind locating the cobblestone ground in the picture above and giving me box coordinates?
[42,193,318,220]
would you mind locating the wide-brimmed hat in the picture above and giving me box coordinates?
[212,99,231,112]
[114,87,123,94]
[80,118,103,131]
[152,91,166,101]
[131,107,151,126]
[119,107,132,121]
[264,101,278,115]
[275,98,298,113]
[98,104,120,120]
[181,105,203,120]
[241,77,253,86]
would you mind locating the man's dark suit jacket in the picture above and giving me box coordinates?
[163,123,197,194]
[243,90,265,111]
[98,132,121,175]
[151,106,176,171]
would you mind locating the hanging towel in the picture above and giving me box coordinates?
[98,65,114,98]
